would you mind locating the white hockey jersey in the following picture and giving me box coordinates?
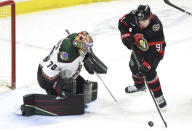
[39,33,86,81]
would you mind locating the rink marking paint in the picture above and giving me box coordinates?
[1,7,192,93]
[164,14,190,28]
[0,36,50,51]
[0,34,190,93]
[1,34,192,67]
[16,42,50,51]
[0,82,37,94]
[168,36,192,46]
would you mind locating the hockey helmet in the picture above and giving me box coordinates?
[73,31,93,53]
[136,5,152,21]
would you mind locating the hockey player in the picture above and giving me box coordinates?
[21,31,107,116]
[37,31,94,98]
[118,5,167,108]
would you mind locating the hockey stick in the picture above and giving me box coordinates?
[65,29,70,35]
[132,47,167,128]
[164,0,192,16]
[94,72,118,103]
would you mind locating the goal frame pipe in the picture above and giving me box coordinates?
[0,0,16,89]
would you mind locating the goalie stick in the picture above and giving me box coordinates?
[164,0,192,16]
[94,72,118,103]
[65,29,118,103]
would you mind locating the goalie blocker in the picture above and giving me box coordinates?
[84,48,108,75]
[21,81,98,116]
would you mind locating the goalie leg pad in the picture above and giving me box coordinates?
[21,93,84,116]
[83,81,98,104]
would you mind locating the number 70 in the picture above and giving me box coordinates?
[47,61,57,70]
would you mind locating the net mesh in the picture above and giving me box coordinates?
[0,3,12,88]
[0,4,11,17]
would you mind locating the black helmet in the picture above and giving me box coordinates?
[136,5,151,21]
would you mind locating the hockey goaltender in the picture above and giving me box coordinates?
[20,31,107,116]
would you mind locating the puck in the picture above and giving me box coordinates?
[148,121,154,127]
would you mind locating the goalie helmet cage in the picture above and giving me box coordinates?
[0,0,15,89]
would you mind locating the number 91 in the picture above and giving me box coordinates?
[156,44,162,51]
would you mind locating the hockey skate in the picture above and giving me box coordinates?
[125,85,146,93]
[155,95,167,108]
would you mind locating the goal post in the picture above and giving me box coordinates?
[0,0,15,89]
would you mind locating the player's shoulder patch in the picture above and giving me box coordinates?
[131,10,137,14]
[152,24,160,31]
[60,51,68,61]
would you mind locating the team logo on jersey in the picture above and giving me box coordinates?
[60,51,68,61]
[138,38,149,52]
[132,10,136,14]
[152,24,160,31]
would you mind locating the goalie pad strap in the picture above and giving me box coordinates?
[83,81,98,104]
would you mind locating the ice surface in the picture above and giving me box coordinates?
[0,0,192,130]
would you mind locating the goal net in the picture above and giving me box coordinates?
[0,0,15,89]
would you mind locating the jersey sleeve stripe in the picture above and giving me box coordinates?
[151,86,161,92]
[148,41,164,46]
[158,50,165,57]
[121,33,132,40]
[132,74,144,79]
[147,75,159,84]
[124,21,129,27]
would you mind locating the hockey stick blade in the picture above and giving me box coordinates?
[164,0,192,16]
[132,46,167,128]
[148,87,168,128]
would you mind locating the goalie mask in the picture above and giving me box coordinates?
[73,31,93,53]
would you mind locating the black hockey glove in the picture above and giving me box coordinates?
[138,61,152,74]
[83,53,94,74]
[53,78,77,97]
[119,25,134,49]
[122,36,135,49]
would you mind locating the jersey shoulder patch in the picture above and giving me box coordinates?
[131,10,137,14]
[151,15,163,32]
[60,51,68,61]
[152,24,160,31]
